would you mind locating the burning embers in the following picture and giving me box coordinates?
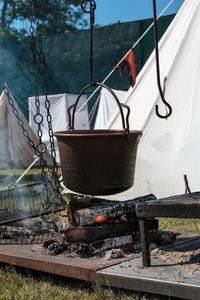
[42,194,159,258]
[0,193,177,259]
[0,214,69,244]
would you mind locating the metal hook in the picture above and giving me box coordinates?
[153,0,172,119]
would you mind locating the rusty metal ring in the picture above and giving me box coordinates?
[34,113,43,125]
[38,61,47,75]
[81,0,96,13]
[37,142,47,154]
[29,25,34,34]
[27,61,37,75]
[39,52,45,63]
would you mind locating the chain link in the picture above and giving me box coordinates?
[28,0,46,183]
[4,0,66,212]
[32,0,62,201]
[4,86,47,167]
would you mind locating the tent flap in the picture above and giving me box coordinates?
[98,0,200,200]
[0,91,52,169]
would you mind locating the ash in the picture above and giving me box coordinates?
[41,235,134,260]
[151,238,200,277]
[0,214,71,245]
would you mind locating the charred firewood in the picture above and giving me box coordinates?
[65,219,158,242]
[87,235,133,254]
[155,230,178,245]
[73,194,156,227]
[67,193,119,213]
[83,230,158,255]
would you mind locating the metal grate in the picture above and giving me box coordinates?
[0,181,66,225]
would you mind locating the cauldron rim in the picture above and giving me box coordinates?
[54,129,142,138]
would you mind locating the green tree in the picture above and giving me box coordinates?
[0,0,88,38]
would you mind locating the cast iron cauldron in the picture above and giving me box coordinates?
[54,83,142,196]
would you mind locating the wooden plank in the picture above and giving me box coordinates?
[136,192,200,218]
[0,244,136,282]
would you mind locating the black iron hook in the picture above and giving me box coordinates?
[153,0,172,119]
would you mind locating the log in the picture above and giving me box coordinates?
[87,232,158,254]
[88,235,133,254]
[73,194,156,227]
[67,193,118,213]
[65,218,158,242]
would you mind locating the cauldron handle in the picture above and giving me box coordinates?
[68,104,75,130]
[68,82,130,133]
[120,103,130,132]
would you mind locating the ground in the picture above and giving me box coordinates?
[0,167,199,300]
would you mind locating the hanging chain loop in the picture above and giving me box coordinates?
[81,0,96,13]
[27,0,65,205]
[153,0,172,119]
[28,0,47,182]
[81,0,96,84]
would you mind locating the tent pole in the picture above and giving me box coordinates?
[15,156,39,184]
[14,143,57,185]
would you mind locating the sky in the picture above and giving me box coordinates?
[93,0,185,26]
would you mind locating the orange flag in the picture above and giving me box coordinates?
[114,49,136,86]
[124,49,136,85]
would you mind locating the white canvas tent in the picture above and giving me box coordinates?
[0,90,52,169]
[94,88,127,130]
[29,93,89,162]
[95,0,199,200]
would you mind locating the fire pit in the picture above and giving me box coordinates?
[0,192,184,284]
[0,193,161,258]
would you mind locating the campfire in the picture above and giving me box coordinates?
[0,193,177,260]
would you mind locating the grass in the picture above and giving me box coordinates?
[0,167,43,190]
[0,265,178,300]
[0,167,199,299]
[0,167,63,190]
[159,217,200,234]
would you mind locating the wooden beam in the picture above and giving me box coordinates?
[139,217,151,267]
[136,192,200,218]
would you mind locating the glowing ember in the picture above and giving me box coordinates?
[95,216,107,223]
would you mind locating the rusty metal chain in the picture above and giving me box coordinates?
[4,86,40,158]
[31,0,64,203]
[3,86,52,209]
[81,0,96,84]
[11,0,64,207]
[28,0,46,182]
[3,0,65,211]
